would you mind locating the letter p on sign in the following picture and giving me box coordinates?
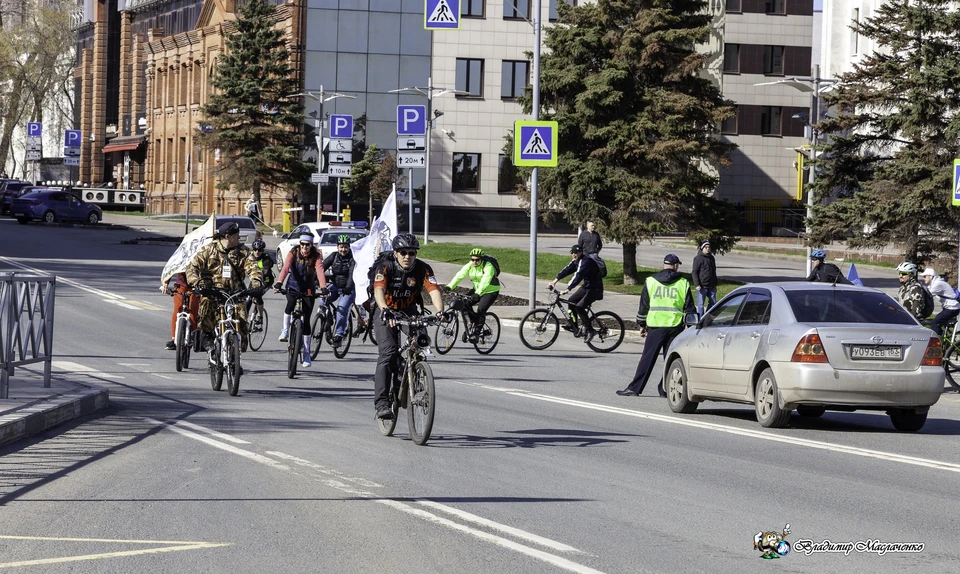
[397,105,427,135]
[330,115,353,139]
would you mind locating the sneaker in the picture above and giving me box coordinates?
[301,351,312,368]
[279,328,288,342]
[332,334,343,347]
[164,340,176,350]
[561,324,575,332]
[584,330,597,344]
[376,405,395,420]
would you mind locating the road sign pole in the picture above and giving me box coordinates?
[409,168,414,234]
[424,76,433,245]
[336,178,341,221]
[185,153,191,235]
[529,0,542,310]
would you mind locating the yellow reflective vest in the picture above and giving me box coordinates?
[644,276,691,327]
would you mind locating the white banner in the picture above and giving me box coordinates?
[160,215,216,284]
[351,187,398,295]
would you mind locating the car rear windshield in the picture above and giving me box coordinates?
[786,290,917,325]
[320,231,366,244]
[218,217,256,229]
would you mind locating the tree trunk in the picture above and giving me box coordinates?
[622,242,639,286]
[0,74,27,173]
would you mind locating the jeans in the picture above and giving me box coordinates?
[696,287,716,316]
[327,284,356,337]
[931,308,960,337]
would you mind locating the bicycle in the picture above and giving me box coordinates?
[519,285,625,353]
[350,300,377,344]
[311,293,353,360]
[377,312,442,446]
[434,291,501,355]
[244,291,269,352]
[276,287,318,379]
[197,287,255,396]
[168,289,199,372]
[935,318,960,392]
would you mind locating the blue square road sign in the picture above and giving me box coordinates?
[425,0,460,30]
[953,159,960,206]
[330,115,353,139]
[64,129,83,148]
[27,122,42,137]
[514,121,558,167]
[397,105,427,136]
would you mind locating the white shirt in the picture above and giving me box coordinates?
[927,276,960,311]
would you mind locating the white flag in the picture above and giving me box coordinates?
[352,187,399,295]
[161,215,216,285]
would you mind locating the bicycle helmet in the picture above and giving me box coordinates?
[337,234,350,245]
[470,248,483,257]
[897,262,918,275]
[252,238,266,251]
[810,249,826,260]
[391,233,420,251]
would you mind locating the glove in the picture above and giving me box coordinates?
[466,292,480,305]
[381,308,395,324]
[320,287,330,297]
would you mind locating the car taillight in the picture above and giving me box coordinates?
[791,334,829,363]
[921,337,942,366]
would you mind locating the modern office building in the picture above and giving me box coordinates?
[821,0,882,80]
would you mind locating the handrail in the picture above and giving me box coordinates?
[0,272,56,399]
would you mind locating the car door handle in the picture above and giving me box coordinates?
[716,333,725,340]
[751,331,761,339]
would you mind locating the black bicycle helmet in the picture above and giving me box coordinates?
[391,233,420,251]
[252,238,266,251]
[337,234,350,245]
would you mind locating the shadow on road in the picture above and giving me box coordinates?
[426,428,643,449]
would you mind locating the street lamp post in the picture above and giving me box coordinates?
[755,64,837,276]
[286,87,355,222]
[389,80,468,244]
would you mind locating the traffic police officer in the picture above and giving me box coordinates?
[617,254,695,397]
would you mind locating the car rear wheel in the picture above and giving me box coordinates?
[87,211,99,224]
[666,359,698,414]
[755,368,791,428]
[888,408,927,432]
[43,211,55,223]
[796,405,826,417]
[16,217,28,224]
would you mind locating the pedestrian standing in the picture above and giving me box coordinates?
[617,254,695,397]
[691,241,717,315]
[245,194,261,221]
[577,221,602,255]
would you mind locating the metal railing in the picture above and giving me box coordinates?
[0,273,56,399]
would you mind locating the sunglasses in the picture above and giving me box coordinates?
[299,243,312,248]
[470,258,480,262]
[397,250,418,257]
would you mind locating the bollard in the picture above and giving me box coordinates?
[342,206,351,222]
[283,204,291,233]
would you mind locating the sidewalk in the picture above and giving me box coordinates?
[0,377,109,448]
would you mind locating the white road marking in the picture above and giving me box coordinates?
[153,374,174,380]
[267,451,383,488]
[47,361,124,379]
[143,418,291,471]
[105,300,142,310]
[0,257,125,300]
[0,536,229,568]
[117,363,151,367]
[453,380,960,475]
[169,420,250,444]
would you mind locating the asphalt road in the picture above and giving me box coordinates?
[2,219,959,573]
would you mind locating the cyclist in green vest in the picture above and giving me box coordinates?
[617,253,695,398]
[248,238,275,330]
[446,248,501,342]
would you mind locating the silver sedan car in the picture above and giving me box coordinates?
[663,282,944,432]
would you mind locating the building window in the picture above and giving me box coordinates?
[761,106,782,135]
[464,0,484,18]
[501,60,529,99]
[455,58,484,97]
[851,7,860,54]
[549,0,576,21]
[504,0,529,20]
[722,44,739,73]
[498,153,517,193]
[763,45,784,75]
[721,108,738,134]
[453,153,481,192]
[765,0,784,13]
[725,0,741,12]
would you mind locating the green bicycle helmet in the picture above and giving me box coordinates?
[337,234,350,245]
[470,248,483,257]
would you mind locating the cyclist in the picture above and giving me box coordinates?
[274,233,327,368]
[322,234,357,346]
[445,248,500,342]
[160,272,199,351]
[547,245,604,343]
[896,262,927,321]
[920,267,959,336]
[806,249,850,283]
[186,221,263,355]
[248,238,275,329]
[372,233,444,420]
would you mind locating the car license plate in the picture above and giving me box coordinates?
[850,345,902,360]
[12,212,24,217]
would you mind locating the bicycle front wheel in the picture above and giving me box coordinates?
[519,309,560,350]
[175,317,188,372]
[434,313,459,354]
[209,341,224,391]
[473,313,501,355]
[333,312,353,359]
[182,331,192,369]
[310,311,326,360]
[288,319,302,379]
[225,334,241,396]
[586,311,625,353]
[407,361,436,446]
[944,341,960,391]
[248,306,268,351]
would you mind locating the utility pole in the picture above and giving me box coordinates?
[529,0,542,309]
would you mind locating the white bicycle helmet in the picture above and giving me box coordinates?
[896,262,917,275]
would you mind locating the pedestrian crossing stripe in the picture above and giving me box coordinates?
[425,0,460,29]
[513,120,559,167]
[521,129,551,156]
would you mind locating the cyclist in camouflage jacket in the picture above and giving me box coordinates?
[896,262,926,321]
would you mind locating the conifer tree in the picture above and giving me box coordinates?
[810,0,960,262]
[519,0,737,283]
[196,0,311,213]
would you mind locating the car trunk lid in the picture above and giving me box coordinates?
[808,324,934,371]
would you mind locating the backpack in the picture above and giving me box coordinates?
[920,286,935,319]
[481,254,501,278]
[367,250,395,284]
[587,253,607,279]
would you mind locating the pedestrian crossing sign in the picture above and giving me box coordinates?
[514,120,559,167]
[953,159,960,206]
[425,0,460,30]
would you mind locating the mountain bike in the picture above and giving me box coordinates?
[168,290,198,372]
[351,301,376,344]
[277,288,318,379]
[434,292,501,355]
[311,293,352,360]
[519,285,625,353]
[377,313,442,446]
[244,291,269,352]
[197,287,255,396]
[936,318,960,392]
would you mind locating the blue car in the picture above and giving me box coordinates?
[11,189,103,225]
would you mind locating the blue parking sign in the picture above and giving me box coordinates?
[397,105,427,135]
[953,159,960,206]
[514,121,558,167]
[425,0,460,30]
[27,122,42,137]
[64,129,83,148]
[330,115,353,139]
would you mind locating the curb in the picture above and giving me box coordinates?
[0,384,110,448]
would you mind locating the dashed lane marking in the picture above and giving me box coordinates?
[0,536,230,568]
[0,257,125,300]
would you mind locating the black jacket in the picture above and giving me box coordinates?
[557,256,603,291]
[577,230,602,255]
[323,252,357,294]
[806,262,851,284]
[636,269,696,328]
[691,251,717,289]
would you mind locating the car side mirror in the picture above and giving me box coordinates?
[683,312,701,327]
[281,233,289,239]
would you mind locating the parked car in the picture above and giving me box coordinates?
[276,221,368,263]
[11,190,103,224]
[214,215,258,245]
[662,282,944,432]
[0,180,34,215]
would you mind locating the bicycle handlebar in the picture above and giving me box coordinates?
[195,287,259,302]
[391,314,442,328]
[274,287,325,298]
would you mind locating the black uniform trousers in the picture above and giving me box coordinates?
[626,324,684,394]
